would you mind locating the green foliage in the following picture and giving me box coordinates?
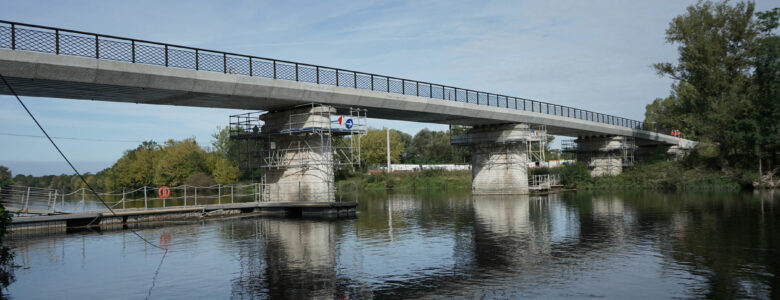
[9,128,242,191]
[0,167,14,292]
[647,1,780,172]
[211,156,239,184]
[556,162,592,188]
[0,202,13,292]
[342,170,472,191]
[560,160,743,191]
[153,139,210,186]
[0,166,12,186]
[359,128,406,165]
[409,129,466,164]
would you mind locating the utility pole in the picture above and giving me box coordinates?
[386,128,391,172]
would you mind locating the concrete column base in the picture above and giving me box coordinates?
[260,105,335,202]
[466,124,531,195]
[575,136,629,177]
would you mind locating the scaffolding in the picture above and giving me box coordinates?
[229,104,366,201]
[562,136,636,167]
[450,124,548,164]
[229,103,367,171]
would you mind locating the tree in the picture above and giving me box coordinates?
[0,166,11,187]
[0,166,13,292]
[153,139,210,186]
[359,128,405,166]
[646,1,779,169]
[212,156,240,184]
[410,129,454,163]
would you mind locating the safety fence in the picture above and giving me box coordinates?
[530,174,561,190]
[0,182,358,215]
[0,20,680,136]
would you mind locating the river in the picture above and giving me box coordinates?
[5,190,779,299]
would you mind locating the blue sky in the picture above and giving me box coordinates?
[1,0,777,176]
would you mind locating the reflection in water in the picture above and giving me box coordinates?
[472,195,550,269]
[5,191,779,299]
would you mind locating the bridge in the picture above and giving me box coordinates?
[0,20,695,196]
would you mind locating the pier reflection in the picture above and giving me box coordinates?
[5,191,779,299]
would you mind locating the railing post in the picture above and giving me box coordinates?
[81,188,85,212]
[131,40,136,63]
[354,72,357,88]
[316,66,320,84]
[429,84,432,98]
[10,23,15,50]
[95,35,99,59]
[55,29,60,55]
[23,187,30,213]
[183,184,187,207]
[336,69,340,86]
[165,45,168,67]
[218,184,221,205]
[249,57,252,76]
[122,188,125,209]
[386,77,390,92]
[295,63,299,81]
[273,61,277,79]
[143,186,147,209]
[194,186,198,206]
[52,190,57,213]
[231,185,234,204]
[402,79,405,94]
[416,82,419,96]
[195,49,199,70]
[442,86,445,99]
[224,53,228,73]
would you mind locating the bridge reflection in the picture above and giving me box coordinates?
[6,191,777,299]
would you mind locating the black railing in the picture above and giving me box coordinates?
[0,20,670,135]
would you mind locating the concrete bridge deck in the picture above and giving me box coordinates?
[0,20,694,147]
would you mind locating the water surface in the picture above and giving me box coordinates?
[6,190,779,299]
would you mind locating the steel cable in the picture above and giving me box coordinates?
[0,73,167,299]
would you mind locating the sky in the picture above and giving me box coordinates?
[1,0,777,176]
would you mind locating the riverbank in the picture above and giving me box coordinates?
[339,169,471,191]
[552,160,753,191]
[340,160,764,192]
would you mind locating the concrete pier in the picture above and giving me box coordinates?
[453,124,545,195]
[258,105,336,202]
[574,136,633,176]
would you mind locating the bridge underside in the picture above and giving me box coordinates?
[0,49,694,147]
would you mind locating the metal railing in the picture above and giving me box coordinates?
[0,20,669,134]
[530,174,561,189]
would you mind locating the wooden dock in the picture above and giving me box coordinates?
[9,201,357,231]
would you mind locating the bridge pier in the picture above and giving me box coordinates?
[570,136,635,177]
[231,104,365,202]
[453,124,546,195]
[258,105,335,202]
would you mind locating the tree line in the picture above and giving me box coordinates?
[4,131,239,192]
[1,127,477,191]
[645,1,779,177]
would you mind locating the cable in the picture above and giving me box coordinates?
[0,74,167,299]
[0,132,144,143]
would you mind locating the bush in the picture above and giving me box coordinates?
[557,162,591,188]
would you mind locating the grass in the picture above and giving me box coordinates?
[339,169,471,192]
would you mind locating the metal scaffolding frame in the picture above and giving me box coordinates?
[229,103,367,170]
[450,124,548,164]
[562,136,636,168]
